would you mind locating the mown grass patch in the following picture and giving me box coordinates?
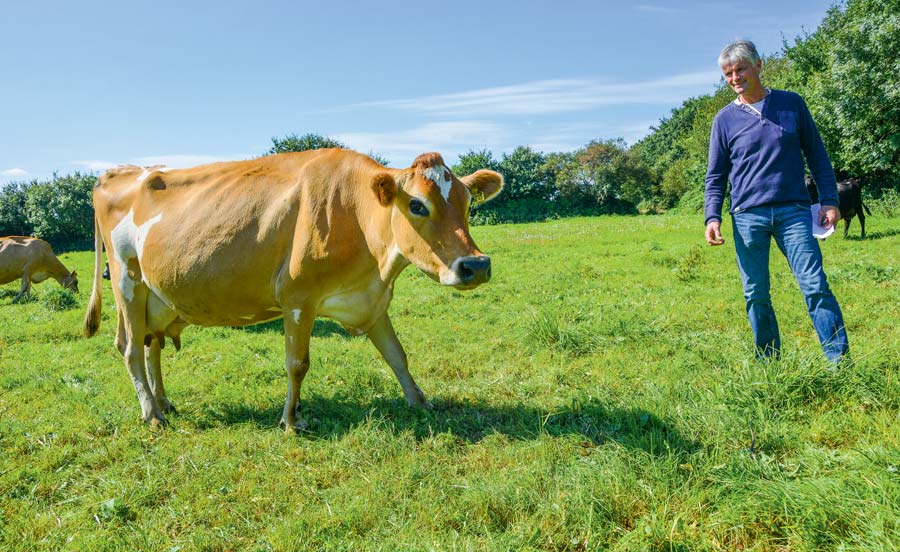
[1,214,899,550]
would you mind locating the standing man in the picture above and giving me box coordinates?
[704,39,849,364]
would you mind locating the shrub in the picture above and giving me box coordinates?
[41,287,79,311]
[24,172,96,246]
[0,181,35,237]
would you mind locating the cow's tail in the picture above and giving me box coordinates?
[83,214,104,338]
[863,201,872,216]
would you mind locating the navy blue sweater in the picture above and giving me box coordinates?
[704,89,838,225]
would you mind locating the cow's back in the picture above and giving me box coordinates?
[0,236,53,284]
[95,150,381,326]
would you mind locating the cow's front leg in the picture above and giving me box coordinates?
[367,312,431,408]
[280,308,315,433]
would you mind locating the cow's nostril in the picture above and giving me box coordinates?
[451,255,491,285]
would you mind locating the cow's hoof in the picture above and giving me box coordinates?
[161,400,177,415]
[146,416,168,430]
[279,417,308,434]
[407,386,433,409]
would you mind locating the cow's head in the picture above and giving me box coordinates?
[372,152,503,289]
[63,270,79,294]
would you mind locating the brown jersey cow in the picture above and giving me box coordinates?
[0,236,78,302]
[83,149,503,430]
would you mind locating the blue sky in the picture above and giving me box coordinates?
[1,0,833,186]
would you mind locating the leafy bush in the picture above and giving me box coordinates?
[0,181,35,237]
[24,172,96,246]
[868,188,900,218]
[40,287,79,311]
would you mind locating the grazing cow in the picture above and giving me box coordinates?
[0,236,78,302]
[806,175,872,238]
[83,149,503,430]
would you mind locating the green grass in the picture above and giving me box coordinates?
[1,214,899,551]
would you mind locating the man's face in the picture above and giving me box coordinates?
[721,59,763,97]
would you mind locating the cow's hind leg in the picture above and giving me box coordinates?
[114,306,127,356]
[367,312,431,408]
[145,338,175,414]
[113,264,165,426]
[13,274,31,302]
[280,307,315,433]
[858,210,866,238]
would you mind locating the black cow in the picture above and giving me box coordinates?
[806,175,872,238]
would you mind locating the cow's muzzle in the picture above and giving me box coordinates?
[448,255,491,288]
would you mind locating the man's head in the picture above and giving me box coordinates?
[718,39,764,100]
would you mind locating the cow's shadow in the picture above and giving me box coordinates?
[236,318,349,338]
[843,228,900,241]
[197,394,701,455]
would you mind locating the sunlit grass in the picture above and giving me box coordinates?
[1,214,898,550]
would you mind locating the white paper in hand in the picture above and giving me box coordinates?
[810,203,835,239]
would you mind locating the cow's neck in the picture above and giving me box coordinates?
[364,208,409,284]
[46,257,72,283]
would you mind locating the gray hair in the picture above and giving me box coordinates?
[718,39,761,68]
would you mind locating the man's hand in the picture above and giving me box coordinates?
[818,205,841,229]
[706,221,725,246]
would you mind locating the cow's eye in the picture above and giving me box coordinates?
[409,198,429,217]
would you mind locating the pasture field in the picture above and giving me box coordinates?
[1,213,899,551]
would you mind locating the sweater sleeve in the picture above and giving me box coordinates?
[704,114,731,225]
[798,97,838,206]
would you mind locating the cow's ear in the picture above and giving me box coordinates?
[461,170,503,204]
[371,173,397,207]
[71,270,77,277]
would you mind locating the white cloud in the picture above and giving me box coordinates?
[73,154,231,173]
[336,117,666,168]
[635,4,684,14]
[336,121,507,167]
[530,120,662,152]
[348,71,722,117]
[2,168,29,177]
[72,160,120,172]
[130,154,231,168]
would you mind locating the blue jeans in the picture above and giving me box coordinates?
[731,204,849,363]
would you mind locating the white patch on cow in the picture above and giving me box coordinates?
[423,166,452,201]
[118,272,137,302]
[439,267,463,286]
[110,210,163,302]
[136,169,150,184]
[380,243,408,282]
[292,309,301,324]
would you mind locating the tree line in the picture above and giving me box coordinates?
[1,0,896,247]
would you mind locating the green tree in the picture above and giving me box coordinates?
[24,172,96,246]
[784,0,900,183]
[554,139,642,214]
[266,132,390,166]
[497,146,551,202]
[0,181,35,237]
[454,147,556,224]
[452,149,500,177]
